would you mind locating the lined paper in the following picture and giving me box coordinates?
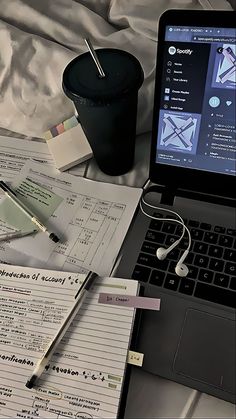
[0,263,138,418]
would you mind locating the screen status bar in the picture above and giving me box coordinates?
[165,26,236,43]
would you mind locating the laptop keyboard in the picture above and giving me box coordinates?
[131,213,236,309]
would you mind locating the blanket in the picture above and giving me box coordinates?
[0,0,232,140]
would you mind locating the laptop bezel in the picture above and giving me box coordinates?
[149,9,236,199]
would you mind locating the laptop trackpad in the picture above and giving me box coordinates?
[173,309,235,394]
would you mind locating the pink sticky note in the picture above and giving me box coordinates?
[57,123,65,134]
[98,293,161,311]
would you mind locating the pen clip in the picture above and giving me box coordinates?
[74,271,98,298]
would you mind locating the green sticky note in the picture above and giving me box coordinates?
[0,179,63,233]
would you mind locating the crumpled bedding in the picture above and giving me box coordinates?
[0,0,232,140]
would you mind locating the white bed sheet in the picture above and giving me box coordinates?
[0,0,232,141]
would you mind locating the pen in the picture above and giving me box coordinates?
[0,229,38,242]
[0,181,60,243]
[25,271,98,389]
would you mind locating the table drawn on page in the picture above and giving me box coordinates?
[8,161,142,275]
[47,195,126,272]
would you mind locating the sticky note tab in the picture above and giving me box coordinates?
[43,130,53,141]
[63,115,78,130]
[43,115,79,141]
[127,350,144,367]
[98,293,161,311]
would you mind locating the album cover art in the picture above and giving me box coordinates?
[157,110,201,154]
[212,44,236,89]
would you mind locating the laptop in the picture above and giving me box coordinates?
[116,9,236,404]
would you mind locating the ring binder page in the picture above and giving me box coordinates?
[0,263,138,418]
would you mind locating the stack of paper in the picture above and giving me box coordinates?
[0,138,142,276]
[0,136,86,182]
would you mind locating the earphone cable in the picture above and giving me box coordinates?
[140,196,192,254]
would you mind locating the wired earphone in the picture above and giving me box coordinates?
[140,191,191,277]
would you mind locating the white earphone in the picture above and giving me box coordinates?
[140,194,191,277]
[175,250,189,277]
[156,237,182,260]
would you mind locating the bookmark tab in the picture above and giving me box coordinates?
[98,293,161,310]
[127,350,144,367]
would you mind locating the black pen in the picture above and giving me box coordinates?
[0,181,60,243]
[25,271,98,389]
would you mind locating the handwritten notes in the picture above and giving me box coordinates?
[0,263,138,418]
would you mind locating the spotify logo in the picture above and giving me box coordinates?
[168,46,176,55]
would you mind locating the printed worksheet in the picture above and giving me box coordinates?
[0,242,45,269]
[0,263,138,418]
[0,137,86,265]
[10,162,142,276]
[0,136,86,182]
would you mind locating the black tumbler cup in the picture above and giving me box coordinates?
[62,49,144,176]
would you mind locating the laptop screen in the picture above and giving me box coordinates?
[155,24,236,176]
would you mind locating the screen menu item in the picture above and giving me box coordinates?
[155,26,236,176]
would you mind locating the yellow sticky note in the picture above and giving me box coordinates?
[43,130,53,141]
[127,350,144,367]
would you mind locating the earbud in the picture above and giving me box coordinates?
[175,263,188,277]
[175,250,189,277]
[156,238,181,260]
[139,194,192,279]
[156,247,168,260]
[157,245,189,277]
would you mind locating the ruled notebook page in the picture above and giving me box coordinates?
[0,264,138,418]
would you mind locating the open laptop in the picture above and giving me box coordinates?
[116,10,236,404]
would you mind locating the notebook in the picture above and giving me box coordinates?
[116,10,236,404]
[0,263,138,418]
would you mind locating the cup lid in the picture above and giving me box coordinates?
[62,48,144,104]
